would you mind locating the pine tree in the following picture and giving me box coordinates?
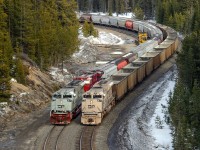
[0,0,12,102]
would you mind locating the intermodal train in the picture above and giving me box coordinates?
[80,14,179,125]
[50,13,179,125]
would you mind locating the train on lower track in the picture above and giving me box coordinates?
[50,13,179,125]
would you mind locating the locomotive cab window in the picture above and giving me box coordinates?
[93,95,102,99]
[63,95,72,98]
[53,94,61,98]
[83,95,91,98]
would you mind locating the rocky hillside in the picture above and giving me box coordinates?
[0,59,59,134]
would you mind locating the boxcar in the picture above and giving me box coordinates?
[133,21,139,31]
[109,17,118,26]
[100,16,110,25]
[91,15,102,24]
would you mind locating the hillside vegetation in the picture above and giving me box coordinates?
[161,0,200,149]
[0,0,79,102]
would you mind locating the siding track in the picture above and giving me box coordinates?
[43,126,66,150]
[79,126,95,150]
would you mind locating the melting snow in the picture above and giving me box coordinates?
[149,78,176,150]
[49,67,72,83]
[78,28,125,45]
[10,78,17,83]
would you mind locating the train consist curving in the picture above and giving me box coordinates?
[80,14,179,125]
[50,13,179,125]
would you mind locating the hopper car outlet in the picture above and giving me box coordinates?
[50,13,179,125]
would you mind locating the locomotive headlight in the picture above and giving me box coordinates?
[73,94,76,97]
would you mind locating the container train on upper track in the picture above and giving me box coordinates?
[50,13,179,125]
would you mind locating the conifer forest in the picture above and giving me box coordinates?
[0,0,200,149]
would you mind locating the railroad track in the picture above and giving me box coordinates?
[79,126,96,150]
[43,126,66,150]
[94,24,138,38]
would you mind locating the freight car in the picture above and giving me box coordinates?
[81,25,179,125]
[80,14,164,43]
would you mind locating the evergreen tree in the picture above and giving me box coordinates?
[0,0,12,102]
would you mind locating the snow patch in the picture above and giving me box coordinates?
[19,92,28,98]
[90,12,135,18]
[78,27,125,45]
[10,78,17,83]
[49,67,72,83]
[149,73,176,150]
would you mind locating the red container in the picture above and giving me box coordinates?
[125,20,133,30]
[117,60,128,70]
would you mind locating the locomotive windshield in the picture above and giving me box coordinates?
[53,94,61,98]
[63,95,72,98]
[93,95,102,98]
[83,95,91,98]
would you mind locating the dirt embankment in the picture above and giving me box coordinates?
[0,60,59,142]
